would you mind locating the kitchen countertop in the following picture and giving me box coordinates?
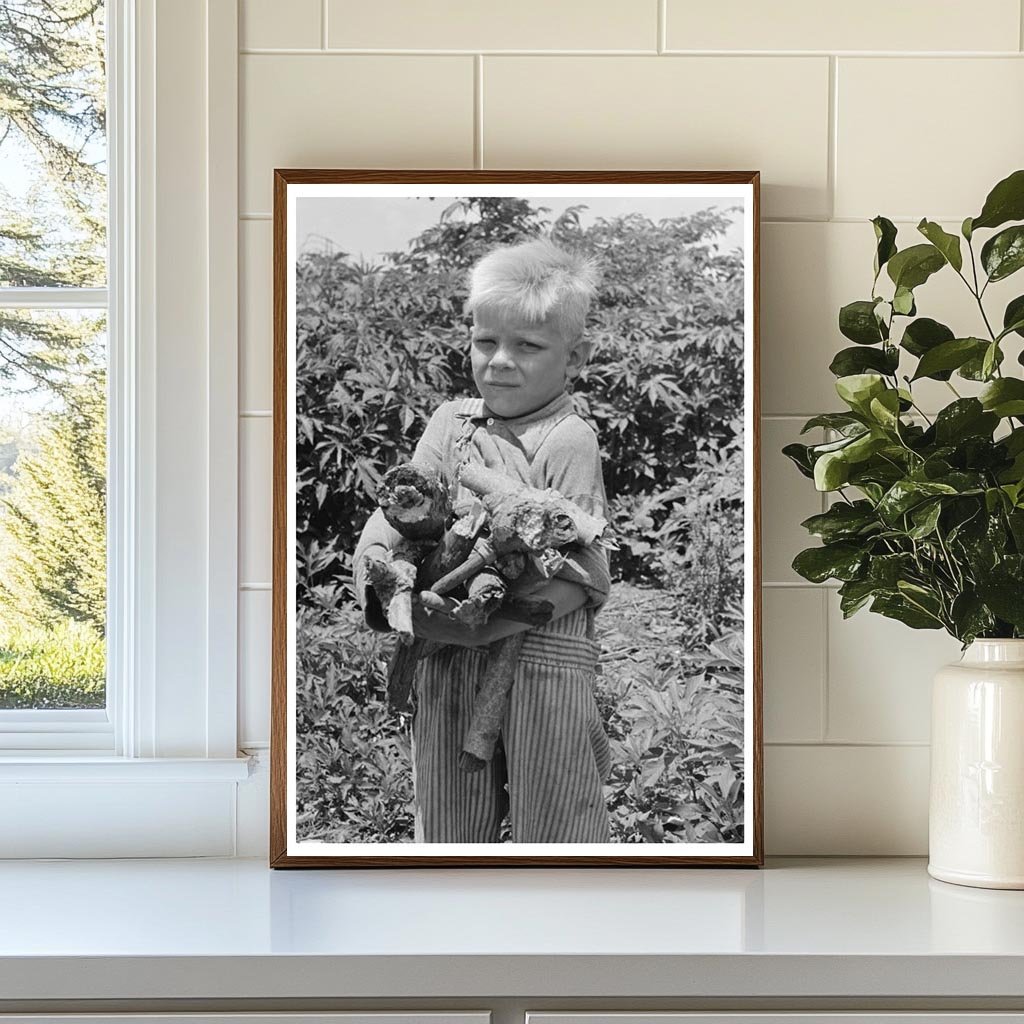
[1,857,1023,1003]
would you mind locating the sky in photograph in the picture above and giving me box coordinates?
[296,195,744,263]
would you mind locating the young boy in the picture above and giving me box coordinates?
[353,237,613,843]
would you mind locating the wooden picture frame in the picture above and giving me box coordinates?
[271,170,762,867]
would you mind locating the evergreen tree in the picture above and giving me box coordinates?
[0,0,106,393]
[0,369,105,632]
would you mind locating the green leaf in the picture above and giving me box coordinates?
[800,412,866,435]
[959,344,1004,381]
[847,432,888,464]
[839,300,886,345]
[838,578,882,618]
[971,168,1024,232]
[887,243,946,291]
[868,552,915,587]
[892,286,916,316]
[792,543,866,584]
[900,318,955,370]
[800,500,879,543]
[917,219,963,273]
[814,451,851,491]
[981,225,1024,282]
[985,486,1011,514]
[872,216,898,277]
[911,337,987,381]
[933,399,999,445]
[950,593,995,644]
[1009,508,1024,549]
[877,479,958,524]
[829,345,899,378]
[975,578,1024,629]
[981,341,1000,381]
[979,378,1024,418]
[835,373,886,414]
[962,216,974,241]
[908,500,943,539]
[868,389,902,430]
[1002,295,1024,340]
[782,442,815,479]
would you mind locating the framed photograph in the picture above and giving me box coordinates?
[270,170,762,867]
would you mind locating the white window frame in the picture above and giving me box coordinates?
[0,0,250,857]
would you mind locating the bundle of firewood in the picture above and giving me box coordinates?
[363,461,608,772]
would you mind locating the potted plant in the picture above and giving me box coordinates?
[785,169,1024,889]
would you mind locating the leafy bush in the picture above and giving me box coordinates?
[295,584,414,842]
[0,618,104,709]
[597,606,745,844]
[294,197,747,843]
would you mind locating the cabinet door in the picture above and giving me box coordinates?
[528,1016,1024,1024]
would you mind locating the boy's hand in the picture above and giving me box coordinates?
[410,576,589,648]
[411,596,489,647]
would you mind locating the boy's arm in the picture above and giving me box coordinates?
[539,418,613,610]
[411,576,587,647]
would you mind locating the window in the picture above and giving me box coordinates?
[0,0,246,858]
[0,0,110,748]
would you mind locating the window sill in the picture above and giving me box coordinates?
[0,755,252,782]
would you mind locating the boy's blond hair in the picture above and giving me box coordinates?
[464,237,600,343]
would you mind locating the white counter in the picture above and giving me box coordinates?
[1,857,1023,1005]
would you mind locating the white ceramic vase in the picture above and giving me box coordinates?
[929,639,1024,889]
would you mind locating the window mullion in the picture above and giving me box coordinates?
[0,287,108,310]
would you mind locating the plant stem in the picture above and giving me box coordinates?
[935,527,965,593]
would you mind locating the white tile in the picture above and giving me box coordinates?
[240,416,273,586]
[240,220,272,411]
[328,0,658,50]
[762,587,824,743]
[241,0,321,49]
[765,744,929,854]
[239,589,272,746]
[240,55,474,213]
[666,0,1020,52]
[762,221,1024,416]
[836,58,1024,221]
[483,56,830,220]
[761,418,825,584]
[827,597,963,744]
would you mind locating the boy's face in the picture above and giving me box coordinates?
[470,307,587,419]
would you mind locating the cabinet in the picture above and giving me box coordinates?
[528,1018,1024,1024]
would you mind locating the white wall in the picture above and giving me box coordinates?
[234,0,1024,855]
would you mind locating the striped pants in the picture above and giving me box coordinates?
[412,608,612,843]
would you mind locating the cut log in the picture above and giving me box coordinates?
[364,551,417,644]
[459,632,528,772]
[384,495,486,710]
[377,464,449,541]
[458,463,607,546]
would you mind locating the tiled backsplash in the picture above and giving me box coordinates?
[234,0,1024,853]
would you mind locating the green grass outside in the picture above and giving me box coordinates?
[0,619,105,709]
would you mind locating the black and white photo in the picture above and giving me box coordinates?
[271,171,762,866]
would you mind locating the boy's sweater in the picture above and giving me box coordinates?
[353,390,612,631]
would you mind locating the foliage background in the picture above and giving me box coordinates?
[294,196,747,844]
